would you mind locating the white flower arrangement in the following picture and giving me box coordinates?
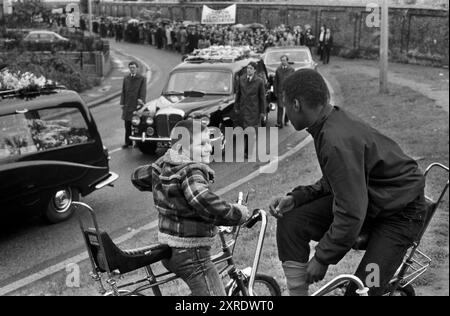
[188,45,260,62]
[0,69,55,92]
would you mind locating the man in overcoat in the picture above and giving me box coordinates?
[120,61,147,148]
[274,55,295,128]
[235,61,267,157]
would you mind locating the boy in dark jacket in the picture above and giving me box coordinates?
[151,120,250,296]
[270,69,426,296]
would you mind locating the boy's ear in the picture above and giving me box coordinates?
[293,99,301,113]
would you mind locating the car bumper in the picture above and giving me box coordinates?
[94,171,119,190]
[129,134,171,142]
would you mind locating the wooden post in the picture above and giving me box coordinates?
[380,0,389,94]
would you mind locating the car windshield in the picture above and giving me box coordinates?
[26,34,39,40]
[0,107,92,159]
[265,50,311,64]
[164,71,232,95]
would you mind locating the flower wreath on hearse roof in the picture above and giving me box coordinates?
[0,69,63,100]
[184,45,262,63]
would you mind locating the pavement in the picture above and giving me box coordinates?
[78,47,152,108]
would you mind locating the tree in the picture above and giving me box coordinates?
[6,1,51,28]
[80,0,88,14]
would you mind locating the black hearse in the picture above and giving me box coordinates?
[0,86,118,223]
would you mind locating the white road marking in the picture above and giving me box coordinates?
[108,147,123,155]
[215,135,313,196]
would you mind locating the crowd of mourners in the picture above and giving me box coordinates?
[85,16,333,61]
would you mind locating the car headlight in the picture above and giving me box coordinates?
[145,117,154,125]
[131,116,141,126]
[200,116,210,126]
[269,103,277,111]
[146,127,155,136]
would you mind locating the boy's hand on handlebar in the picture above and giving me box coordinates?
[269,196,295,219]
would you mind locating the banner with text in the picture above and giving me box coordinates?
[201,4,236,25]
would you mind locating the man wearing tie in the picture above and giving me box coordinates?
[235,61,267,158]
[274,55,295,128]
[120,61,147,148]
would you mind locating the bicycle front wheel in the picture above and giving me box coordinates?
[229,273,281,296]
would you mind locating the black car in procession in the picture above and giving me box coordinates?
[130,46,276,155]
[0,87,118,223]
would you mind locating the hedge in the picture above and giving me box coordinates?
[0,51,100,92]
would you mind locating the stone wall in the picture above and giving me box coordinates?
[94,1,449,66]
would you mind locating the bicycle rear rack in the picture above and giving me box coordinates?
[391,248,432,288]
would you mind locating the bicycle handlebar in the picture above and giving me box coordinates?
[244,209,262,229]
[311,274,369,296]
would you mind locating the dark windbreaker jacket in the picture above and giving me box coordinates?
[289,106,425,265]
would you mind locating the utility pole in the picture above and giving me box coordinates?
[88,0,93,35]
[380,0,389,94]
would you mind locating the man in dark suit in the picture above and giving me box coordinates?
[120,61,147,148]
[274,55,295,128]
[323,28,333,65]
[235,61,267,158]
[155,24,164,49]
[187,28,199,54]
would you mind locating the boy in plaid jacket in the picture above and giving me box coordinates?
[135,120,250,296]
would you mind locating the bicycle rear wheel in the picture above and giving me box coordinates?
[385,284,416,296]
[229,273,281,296]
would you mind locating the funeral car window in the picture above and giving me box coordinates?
[0,107,92,159]
[265,50,311,64]
[166,71,232,94]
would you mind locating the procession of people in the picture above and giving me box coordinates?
[82,15,332,63]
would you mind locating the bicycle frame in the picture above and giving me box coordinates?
[311,275,369,296]
[76,201,269,296]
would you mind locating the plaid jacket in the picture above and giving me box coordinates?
[151,149,247,248]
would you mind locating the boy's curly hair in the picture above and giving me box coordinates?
[283,69,330,109]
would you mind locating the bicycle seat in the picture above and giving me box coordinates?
[83,228,172,274]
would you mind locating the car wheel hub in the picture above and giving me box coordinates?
[53,189,72,213]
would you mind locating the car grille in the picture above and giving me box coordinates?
[155,114,183,138]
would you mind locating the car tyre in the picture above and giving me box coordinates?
[137,142,157,155]
[44,187,79,224]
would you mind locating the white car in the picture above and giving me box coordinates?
[23,31,69,45]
